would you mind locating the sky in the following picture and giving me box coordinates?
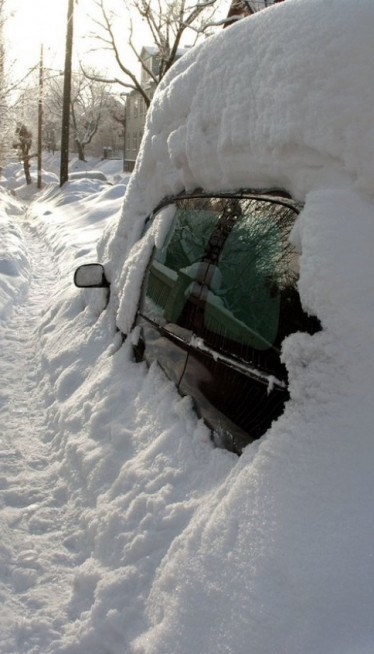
[5,0,126,82]
[5,0,68,76]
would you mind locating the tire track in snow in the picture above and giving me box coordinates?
[0,217,79,653]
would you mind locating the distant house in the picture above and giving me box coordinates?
[224,0,285,27]
[124,46,188,171]
[224,0,254,26]
[124,92,148,172]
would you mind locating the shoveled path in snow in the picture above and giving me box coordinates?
[0,216,79,652]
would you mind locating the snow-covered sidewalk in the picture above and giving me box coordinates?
[0,166,239,653]
[0,216,77,650]
[0,162,132,651]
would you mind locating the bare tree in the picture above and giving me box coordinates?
[0,0,46,178]
[43,71,114,161]
[0,3,5,175]
[69,76,109,160]
[0,0,15,175]
[13,123,32,184]
[13,68,58,160]
[0,0,4,100]
[83,0,225,108]
[83,0,286,105]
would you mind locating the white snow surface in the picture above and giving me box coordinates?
[1,0,374,652]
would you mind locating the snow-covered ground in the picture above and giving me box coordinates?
[2,0,374,652]
[0,155,236,654]
[0,156,135,652]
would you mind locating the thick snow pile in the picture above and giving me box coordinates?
[0,189,30,319]
[2,0,374,652]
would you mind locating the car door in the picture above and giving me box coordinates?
[178,196,298,452]
[136,192,312,453]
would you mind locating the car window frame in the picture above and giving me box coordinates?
[136,187,302,377]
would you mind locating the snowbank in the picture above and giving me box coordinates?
[0,189,30,319]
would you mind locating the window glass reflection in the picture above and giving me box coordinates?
[141,195,299,357]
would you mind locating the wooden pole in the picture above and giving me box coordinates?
[37,43,43,190]
[60,0,74,186]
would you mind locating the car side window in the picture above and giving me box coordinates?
[142,204,218,326]
[140,194,300,356]
[202,199,296,352]
[137,192,320,452]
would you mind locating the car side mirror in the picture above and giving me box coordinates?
[74,263,109,288]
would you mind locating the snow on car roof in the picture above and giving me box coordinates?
[100,0,374,331]
[144,0,374,201]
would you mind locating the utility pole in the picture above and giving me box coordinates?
[120,93,127,172]
[37,44,43,190]
[60,0,74,186]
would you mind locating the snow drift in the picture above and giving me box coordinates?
[0,192,30,320]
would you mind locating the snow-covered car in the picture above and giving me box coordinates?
[73,0,374,649]
[74,0,372,458]
[76,188,319,453]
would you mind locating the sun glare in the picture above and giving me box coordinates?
[6,0,77,77]
[6,0,121,81]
